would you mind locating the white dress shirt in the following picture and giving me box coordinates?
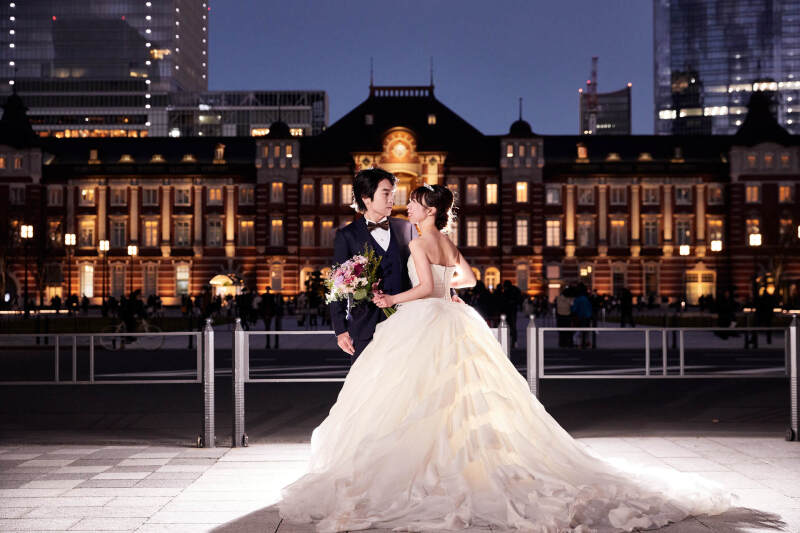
[365,216,390,251]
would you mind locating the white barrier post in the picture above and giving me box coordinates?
[788,315,799,441]
[498,314,510,359]
[526,315,539,398]
[202,318,215,448]
[232,318,247,447]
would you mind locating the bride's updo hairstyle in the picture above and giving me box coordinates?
[410,184,457,233]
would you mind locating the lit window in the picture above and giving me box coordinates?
[518,144,525,157]
[675,186,692,205]
[271,182,284,203]
[466,219,479,247]
[341,183,353,206]
[484,267,500,290]
[174,188,191,206]
[610,186,627,205]
[506,144,514,158]
[577,186,594,205]
[446,179,459,199]
[271,218,284,246]
[321,183,333,205]
[515,181,528,203]
[80,264,94,298]
[47,220,63,247]
[110,188,127,206]
[428,114,436,125]
[515,217,528,246]
[285,145,293,158]
[486,220,498,247]
[530,145,537,157]
[747,154,757,168]
[675,219,692,246]
[466,183,479,205]
[174,220,191,246]
[14,157,22,169]
[745,184,760,203]
[764,153,774,168]
[642,186,660,205]
[707,219,724,245]
[545,186,561,205]
[78,219,95,247]
[610,219,627,247]
[778,185,793,203]
[176,264,190,296]
[206,219,222,246]
[577,219,595,247]
[707,185,723,205]
[79,187,96,206]
[274,145,281,158]
[207,186,223,205]
[486,183,498,204]
[545,219,561,247]
[779,218,793,238]
[143,220,159,247]
[301,182,314,205]
[301,219,314,246]
[321,220,334,247]
[780,153,790,168]
[0,156,5,168]
[238,219,255,246]
[238,187,254,205]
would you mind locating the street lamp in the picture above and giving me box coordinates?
[21,224,33,318]
[748,233,762,247]
[679,244,690,310]
[99,239,109,308]
[64,233,76,312]
[127,244,138,296]
[710,239,723,252]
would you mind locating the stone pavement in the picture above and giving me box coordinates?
[0,436,798,532]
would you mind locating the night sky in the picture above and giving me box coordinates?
[209,1,653,135]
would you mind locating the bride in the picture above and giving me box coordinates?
[278,184,733,532]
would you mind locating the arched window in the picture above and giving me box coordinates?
[299,267,314,292]
[270,262,283,292]
[471,267,481,281]
[485,267,500,290]
[515,264,528,292]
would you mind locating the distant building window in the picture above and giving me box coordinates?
[9,186,24,205]
[110,219,127,248]
[79,187,96,206]
[643,219,659,247]
[285,144,293,158]
[80,264,94,298]
[707,219,724,245]
[78,219,95,247]
[577,186,594,205]
[485,183,498,204]
[321,183,333,205]
[466,182,479,205]
[466,218,479,247]
[274,145,281,158]
[321,219,334,247]
[707,185,723,205]
[530,145,537,157]
[577,218,595,247]
[446,179,459,200]
[779,185,794,203]
[238,219,255,246]
[239,186,254,205]
[301,182,314,205]
[174,220,191,246]
[427,114,436,125]
[271,218,284,246]
[515,217,529,246]
[271,182,284,203]
[110,188,127,206]
[506,143,514,158]
[747,153,757,168]
[486,220,498,247]
[515,181,528,203]
[341,183,353,206]
[47,219,63,247]
[365,114,374,125]
[448,219,459,245]
[780,153,790,168]
[174,188,191,206]
[175,264,190,296]
[675,218,692,246]
[642,186,660,205]
[518,144,525,157]
[610,186,627,205]
[745,218,761,239]
[301,219,314,246]
[207,186,223,206]
[779,217,793,239]
[206,219,223,246]
[610,219,627,247]
[142,188,159,206]
[545,186,561,205]
[0,156,5,168]
[48,187,63,206]
[143,220,159,247]
[675,186,692,205]
[545,219,561,247]
[745,184,760,203]
[14,157,22,169]
[764,153,774,168]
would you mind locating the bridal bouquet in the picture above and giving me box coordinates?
[325,245,396,319]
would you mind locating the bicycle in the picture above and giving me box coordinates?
[98,318,164,351]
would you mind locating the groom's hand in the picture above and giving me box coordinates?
[337,331,355,356]
[451,294,465,305]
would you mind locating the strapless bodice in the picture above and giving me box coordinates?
[407,256,456,301]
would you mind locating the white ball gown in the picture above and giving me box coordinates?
[278,258,733,532]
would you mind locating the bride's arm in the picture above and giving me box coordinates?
[373,240,433,307]
[450,251,477,289]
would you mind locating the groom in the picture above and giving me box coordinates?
[331,167,417,361]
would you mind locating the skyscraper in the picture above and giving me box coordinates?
[654,0,800,135]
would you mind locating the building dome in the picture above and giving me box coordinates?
[267,120,291,138]
[509,118,533,137]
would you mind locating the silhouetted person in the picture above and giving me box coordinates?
[571,284,592,349]
[619,288,635,328]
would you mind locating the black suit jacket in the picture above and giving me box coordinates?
[330,216,417,341]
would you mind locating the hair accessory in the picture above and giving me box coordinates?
[423,183,434,191]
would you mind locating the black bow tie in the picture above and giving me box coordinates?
[366,219,390,232]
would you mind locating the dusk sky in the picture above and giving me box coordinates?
[209,1,654,136]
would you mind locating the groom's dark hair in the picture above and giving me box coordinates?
[352,167,397,213]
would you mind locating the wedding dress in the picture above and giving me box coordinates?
[278,258,733,532]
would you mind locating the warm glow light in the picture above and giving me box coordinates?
[679,244,690,256]
[710,239,722,252]
[64,233,76,246]
[99,239,110,252]
[749,233,762,246]
[127,244,138,256]
[20,224,33,239]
